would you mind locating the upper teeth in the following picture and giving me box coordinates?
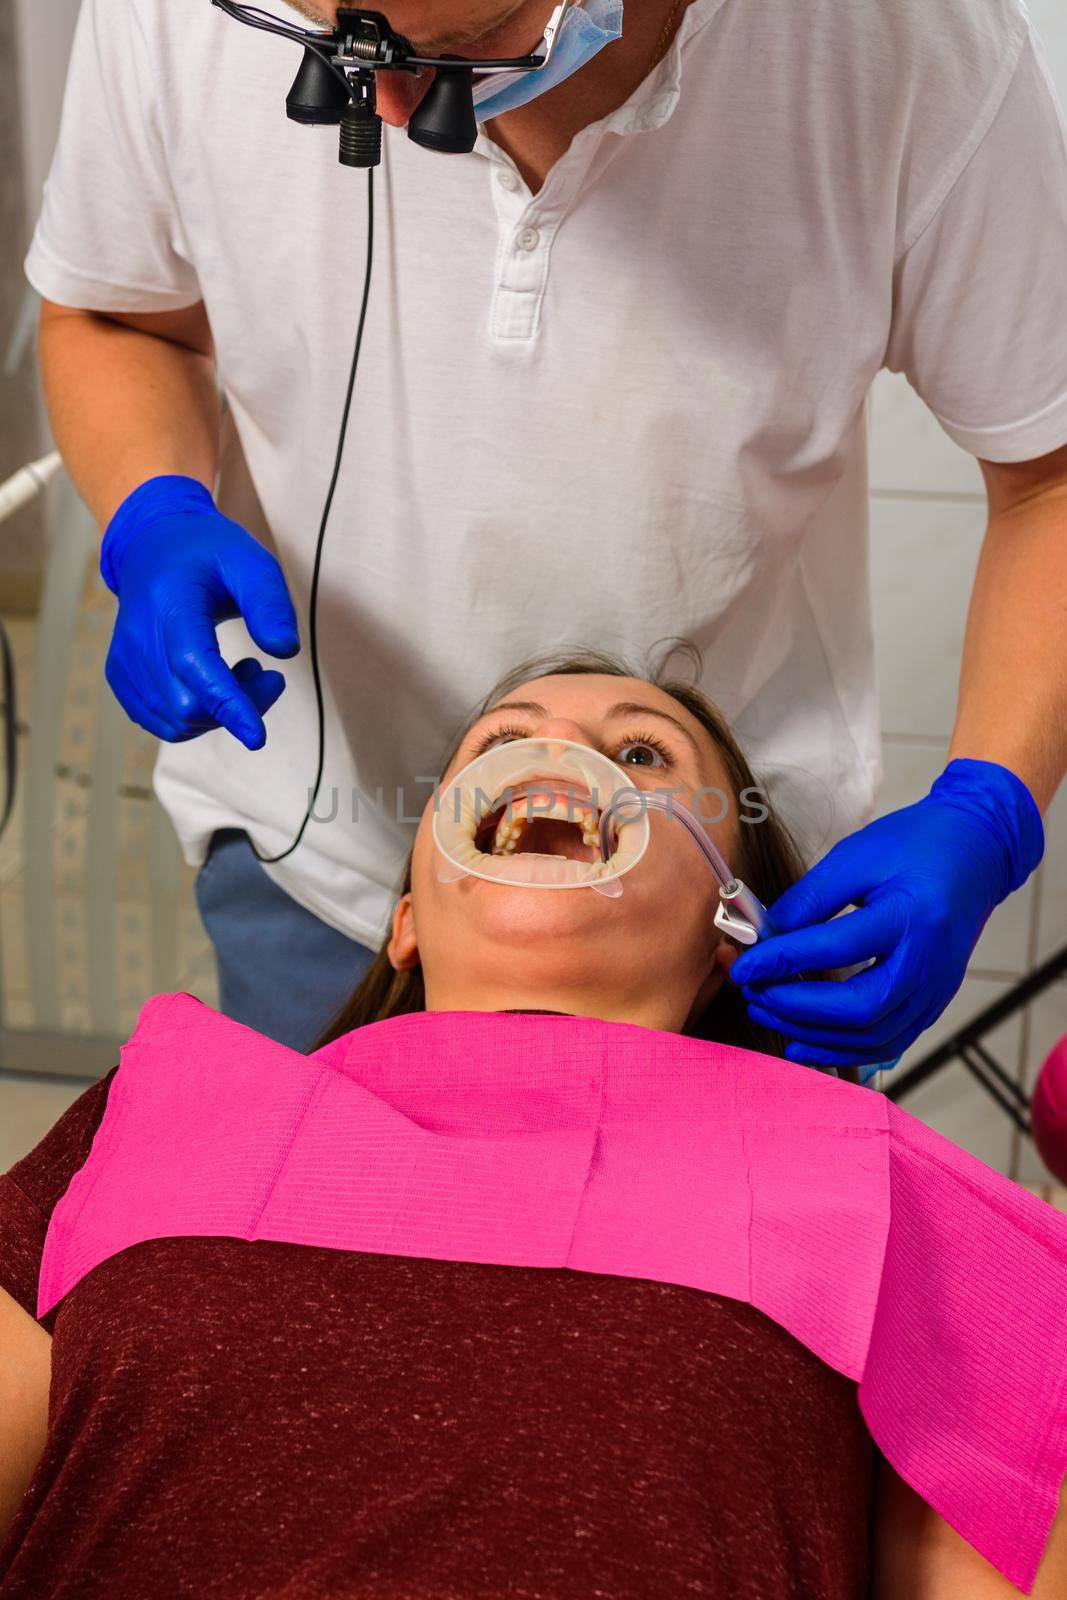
[490,795,601,857]
[432,751,649,886]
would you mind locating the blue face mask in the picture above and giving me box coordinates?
[470,0,624,121]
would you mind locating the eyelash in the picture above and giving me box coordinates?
[471,723,675,766]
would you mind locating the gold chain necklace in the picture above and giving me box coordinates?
[649,0,685,72]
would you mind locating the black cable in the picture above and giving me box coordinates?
[209,0,357,98]
[211,0,319,41]
[206,0,539,865]
[248,164,375,864]
[209,1,541,77]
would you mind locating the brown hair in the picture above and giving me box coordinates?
[309,643,859,1085]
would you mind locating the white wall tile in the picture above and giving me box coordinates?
[874,740,1036,976]
[873,740,947,815]
[868,0,1067,500]
[863,0,1067,1105]
[868,371,985,497]
[1026,0,1067,101]
[0,1075,92,1171]
[886,975,1021,1174]
[869,497,985,738]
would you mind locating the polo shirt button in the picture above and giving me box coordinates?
[515,225,540,251]
[496,167,519,190]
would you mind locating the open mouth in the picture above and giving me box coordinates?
[431,737,649,890]
[473,781,604,863]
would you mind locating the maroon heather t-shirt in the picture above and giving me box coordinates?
[0,1060,875,1600]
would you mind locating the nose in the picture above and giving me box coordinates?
[374,66,437,126]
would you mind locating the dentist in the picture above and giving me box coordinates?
[28,0,1067,1055]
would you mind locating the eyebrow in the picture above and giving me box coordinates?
[471,699,704,759]
[606,701,704,759]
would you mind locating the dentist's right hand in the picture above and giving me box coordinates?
[100,474,300,749]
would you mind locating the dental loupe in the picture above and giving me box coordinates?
[211,2,582,165]
[432,736,775,945]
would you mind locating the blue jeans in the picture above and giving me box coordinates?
[193,828,378,1052]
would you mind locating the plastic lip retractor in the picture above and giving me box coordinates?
[432,738,651,899]
[598,792,775,947]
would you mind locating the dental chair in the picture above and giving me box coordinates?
[1032,1033,1067,1185]
[884,941,1067,1187]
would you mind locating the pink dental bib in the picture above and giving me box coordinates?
[39,992,1067,1594]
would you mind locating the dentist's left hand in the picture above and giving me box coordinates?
[727,759,1044,1070]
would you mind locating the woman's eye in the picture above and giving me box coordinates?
[470,727,673,767]
[473,724,528,755]
[616,740,668,769]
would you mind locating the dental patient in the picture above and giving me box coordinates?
[1,649,1065,1600]
[314,646,848,1075]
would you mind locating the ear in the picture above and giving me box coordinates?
[714,936,740,979]
[685,932,741,1026]
[387,892,420,971]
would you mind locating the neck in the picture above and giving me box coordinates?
[484,0,692,192]
[421,973,701,1033]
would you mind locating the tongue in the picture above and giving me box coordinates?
[515,817,595,862]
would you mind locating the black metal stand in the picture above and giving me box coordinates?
[882,942,1067,1138]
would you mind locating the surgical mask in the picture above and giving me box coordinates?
[470,0,624,121]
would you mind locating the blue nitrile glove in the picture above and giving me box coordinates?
[728,759,1044,1070]
[101,475,299,749]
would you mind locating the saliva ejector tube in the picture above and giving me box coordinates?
[597,791,775,946]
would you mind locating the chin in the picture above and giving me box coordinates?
[459,884,631,944]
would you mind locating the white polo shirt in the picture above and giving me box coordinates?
[25,0,1067,948]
